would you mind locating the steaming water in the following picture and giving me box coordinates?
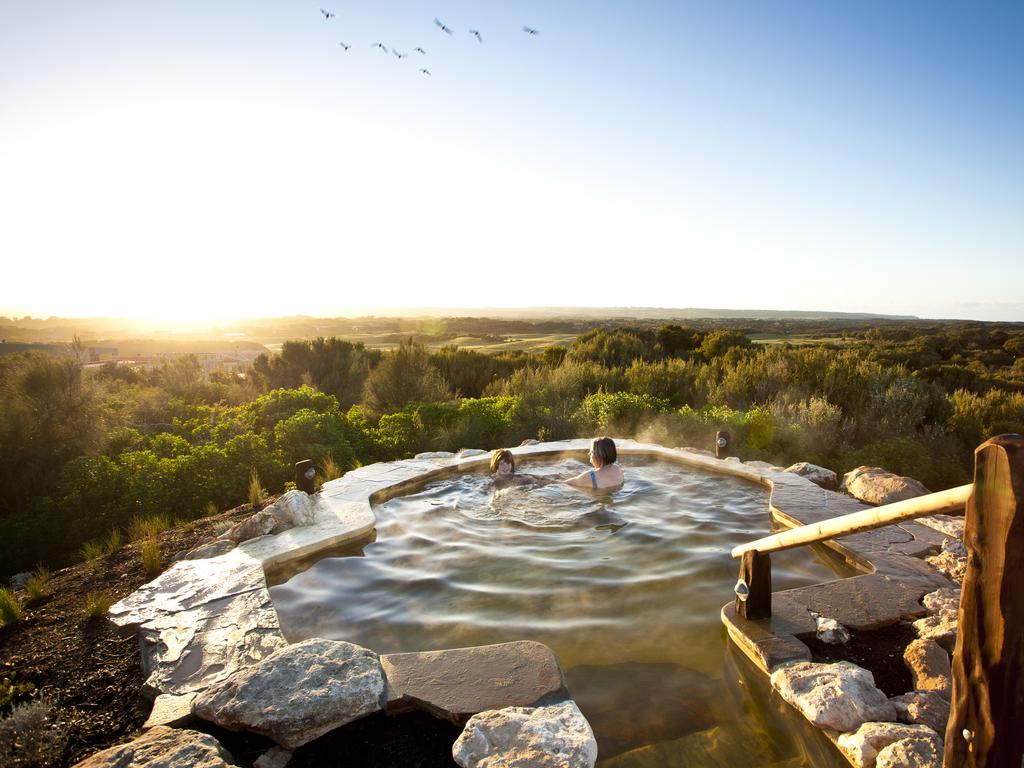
[270,459,846,764]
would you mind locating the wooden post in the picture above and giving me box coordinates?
[294,459,316,494]
[736,550,772,620]
[944,434,1024,768]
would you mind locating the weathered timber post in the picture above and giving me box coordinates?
[944,434,1024,768]
[295,459,316,494]
[735,550,772,620]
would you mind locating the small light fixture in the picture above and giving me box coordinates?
[734,578,750,601]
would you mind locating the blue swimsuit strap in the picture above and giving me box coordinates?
[589,469,597,489]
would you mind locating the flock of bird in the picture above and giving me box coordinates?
[318,7,539,77]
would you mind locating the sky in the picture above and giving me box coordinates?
[1,1,1022,322]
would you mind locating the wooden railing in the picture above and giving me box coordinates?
[729,434,1024,768]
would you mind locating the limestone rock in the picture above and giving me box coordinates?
[745,460,785,471]
[415,451,456,459]
[890,691,950,734]
[925,538,967,584]
[922,588,960,618]
[915,515,964,540]
[220,490,317,544]
[841,466,930,506]
[903,639,951,698]
[72,726,232,768]
[816,616,851,645]
[381,641,568,724]
[678,446,715,457]
[139,588,286,698]
[785,462,839,489]
[770,661,895,732]
[837,722,939,768]
[108,551,266,629]
[173,539,237,563]
[519,439,540,446]
[458,448,488,458]
[452,700,597,768]
[254,747,293,768]
[912,614,958,653]
[875,733,943,768]
[192,638,385,749]
[142,693,197,730]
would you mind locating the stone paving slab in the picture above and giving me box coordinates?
[139,588,287,698]
[721,603,813,671]
[238,498,374,569]
[773,574,928,631]
[109,549,266,630]
[381,640,569,724]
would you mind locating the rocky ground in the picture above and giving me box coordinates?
[0,503,258,767]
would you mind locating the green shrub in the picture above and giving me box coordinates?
[576,391,671,433]
[128,515,169,542]
[0,699,60,767]
[140,538,162,580]
[79,540,104,563]
[82,592,114,621]
[247,469,267,507]
[103,528,122,554]
[0,588,22,628]
[0,673,36,712]
[23,567,50,607]
[320,455,341,482]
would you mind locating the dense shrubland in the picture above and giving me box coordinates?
[1,322,1022,579]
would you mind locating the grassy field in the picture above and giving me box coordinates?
[262,333,578,354]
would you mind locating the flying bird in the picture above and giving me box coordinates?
[414,47,426,54]
[320,8,335,20]
[419,68,432,75]
[469,29,482,43]
[523,26,539,35]
[392,48,407,59]
[434,18,453,34]
[372,42,388,52]
[338,42,350,50]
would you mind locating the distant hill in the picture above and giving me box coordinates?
[353,307,920,321]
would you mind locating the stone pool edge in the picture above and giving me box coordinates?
[106,438,937,763]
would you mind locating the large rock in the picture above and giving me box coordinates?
[139,588,286,697]
[915,515,964,540]
[816,616,850,645]
[890,691,950,734]
[220,491,317,544]
[841,467,930,506]
[837,722,939,768]
[452,700,597,768]
[925,538,967,584]
[192,638,385,749]
[142,693,197,730]
[381,641,568,724]
[72,726,232,768]
[922,588,960,617]
[770,661,896,732]
[875,733,943,768]
[785,462,839,489]
[903,639,951,698]
[912,613,958,653]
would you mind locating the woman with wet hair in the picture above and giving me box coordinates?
[566,436,624,490]
[490,448,535,488]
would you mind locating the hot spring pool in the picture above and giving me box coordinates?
[270,458,847,763]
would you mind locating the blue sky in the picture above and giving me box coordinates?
[1,1,1021,321]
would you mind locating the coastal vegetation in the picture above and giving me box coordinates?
[1,319,1022,580]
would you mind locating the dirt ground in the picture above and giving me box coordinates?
[0,503,257,766]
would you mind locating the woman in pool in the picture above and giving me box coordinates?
[490,448,540,489]
[566,436,624,490]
